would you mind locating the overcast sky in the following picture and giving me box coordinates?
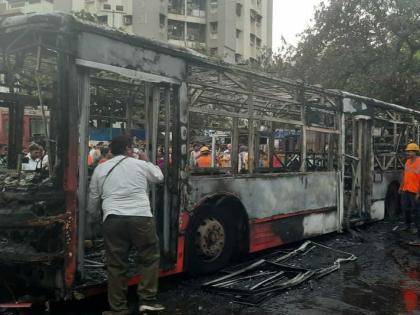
[272,0,323,50]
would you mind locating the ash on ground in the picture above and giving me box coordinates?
[49,220,420,315]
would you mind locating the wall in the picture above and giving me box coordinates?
[132,0,162,40]
[53,0,72,13]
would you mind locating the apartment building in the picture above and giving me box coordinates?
[0,0,273,63]
[0,0,54,16]
[142,0,273,63]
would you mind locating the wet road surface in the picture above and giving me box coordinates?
[38,220,420,314]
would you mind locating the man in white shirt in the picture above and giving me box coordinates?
[189,143,201,167]
[22,144,43,171]
[87,135,165,314]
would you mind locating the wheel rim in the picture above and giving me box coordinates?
[195,217,226,261]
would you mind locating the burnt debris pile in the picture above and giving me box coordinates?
[202,241,356,306]
[0,171,65,264]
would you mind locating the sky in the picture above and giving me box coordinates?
[272,0,323,51]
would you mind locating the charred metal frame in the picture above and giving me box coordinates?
[202,240,356,306]
[0,13,419,301]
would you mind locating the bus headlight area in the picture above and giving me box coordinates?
[0,12,415,308]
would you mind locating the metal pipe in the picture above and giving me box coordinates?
[163,87,171,255]
[150,86,160,215]
[35,44,53,177]
[76,70,90,279]
[211,135,216,168]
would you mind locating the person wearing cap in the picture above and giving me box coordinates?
[196,146,212,168]
[400,143,420,238]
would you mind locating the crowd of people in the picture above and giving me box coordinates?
[89,141,256,171]
[88,140,168,172]
[189,143,274,171]
[0,139,282,174]
[0,142,49,171]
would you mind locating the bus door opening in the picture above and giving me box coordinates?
[345,115,373,220]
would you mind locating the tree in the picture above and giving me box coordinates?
[288,0,420,107]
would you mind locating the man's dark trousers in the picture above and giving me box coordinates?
[103,215,160,314]
[401,191,420,233]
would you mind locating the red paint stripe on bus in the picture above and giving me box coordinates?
[251,207,335,224]
[249,207,335,253]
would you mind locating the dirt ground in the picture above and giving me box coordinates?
[13,219,420,314]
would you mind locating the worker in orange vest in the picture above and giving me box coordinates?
[400,143,420,241]
[196,146,212,168]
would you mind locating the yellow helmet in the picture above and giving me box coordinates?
[405,143,420,151]
[200,146,210,153]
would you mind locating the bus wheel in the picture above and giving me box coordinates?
[186,206,235,275]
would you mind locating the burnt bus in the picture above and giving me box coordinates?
[0,13,416,306]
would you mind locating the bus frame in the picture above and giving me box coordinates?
[0,13,418,302]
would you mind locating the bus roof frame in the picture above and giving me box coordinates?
[1,12,420,118]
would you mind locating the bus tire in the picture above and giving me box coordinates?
[385,181,400,219]
[185,205,235,275]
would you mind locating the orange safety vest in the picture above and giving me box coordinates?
[401,157,420,193]
[196,155,212,168]
[87,154,94,166]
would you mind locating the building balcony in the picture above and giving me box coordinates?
[187,8,206,18]
[167,13,206,24]
[186,40,206,50]
[168,7,184,15]
[187,2,206,18]
[168,38,205,51]
[1,0,54,16]
[168,0,185,15]
[0,7,23,16]
[168,19,185,41]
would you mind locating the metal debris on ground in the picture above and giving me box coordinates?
[201,241,357,306]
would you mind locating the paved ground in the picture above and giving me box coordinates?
[17,220,420,314]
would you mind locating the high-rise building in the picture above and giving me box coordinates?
[0,0,273,63]
[0,0,54,16]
